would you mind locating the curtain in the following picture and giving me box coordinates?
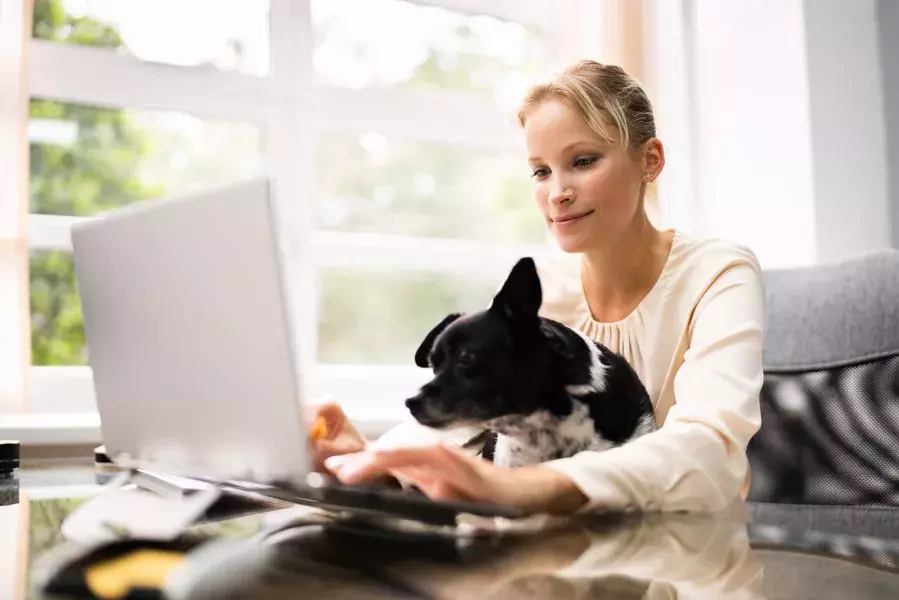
[0,0,31,413]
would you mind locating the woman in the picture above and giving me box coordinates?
[310,60,765,515]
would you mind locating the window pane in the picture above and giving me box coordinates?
[30,250,86,366]
[318,268,497,364]
[317,134,544,243]
[29,99,263,216]
[312,0,545,101]
[32,0,270,76]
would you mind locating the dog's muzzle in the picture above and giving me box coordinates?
[405,394,454,428]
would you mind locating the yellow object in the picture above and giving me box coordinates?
[84,549,184,599]
[309,415,328,441]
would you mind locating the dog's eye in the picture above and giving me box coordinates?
[456,349,475,369]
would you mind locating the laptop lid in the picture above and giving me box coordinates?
[71,178,311,484]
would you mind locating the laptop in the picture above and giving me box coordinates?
[71,178,522,526]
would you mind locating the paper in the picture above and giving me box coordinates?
[61,473,220,544]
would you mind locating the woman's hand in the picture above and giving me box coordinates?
[324,444,589,515]
[304,402,368,473]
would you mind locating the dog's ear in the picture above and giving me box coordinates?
[414,313,462,368]
[489,257,542,321]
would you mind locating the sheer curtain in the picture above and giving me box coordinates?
[0,0,30,414]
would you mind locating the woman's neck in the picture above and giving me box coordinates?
[580,216,675,323]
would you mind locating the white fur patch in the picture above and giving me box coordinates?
[488,401,615,467]
[564,328,609,397]
[634,412,657,436]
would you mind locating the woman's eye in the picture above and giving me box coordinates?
[531,167,549,179]
[574,156,597,168]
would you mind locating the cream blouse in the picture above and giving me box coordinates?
[373,230,766,513]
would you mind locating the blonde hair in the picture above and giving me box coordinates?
[518,60,656,150]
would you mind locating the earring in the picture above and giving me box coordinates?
[643,174,652,181]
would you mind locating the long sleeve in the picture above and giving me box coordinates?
[542,259,765,512]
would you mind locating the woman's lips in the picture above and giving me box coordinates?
[551,210,594,228]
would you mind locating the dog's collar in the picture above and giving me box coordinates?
[461,430,497,462]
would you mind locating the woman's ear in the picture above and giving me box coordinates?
[640,138,665,181]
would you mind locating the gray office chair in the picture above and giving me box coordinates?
[747,248,899,505]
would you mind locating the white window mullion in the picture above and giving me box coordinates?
[268,0,319,398]
[29,214,548,275]
[314,86,522,151]
[28,40,274,124]
[313,231,549,275]
[0,0,31,414]
[26,214,81,251]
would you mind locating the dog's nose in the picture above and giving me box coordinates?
[405,397,422,411]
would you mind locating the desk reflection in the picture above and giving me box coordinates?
[395,512,764,600]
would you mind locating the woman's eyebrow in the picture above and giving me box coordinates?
[528,140,602,163]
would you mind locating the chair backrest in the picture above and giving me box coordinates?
[747,248,899,505]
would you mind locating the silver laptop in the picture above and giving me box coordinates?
[72,178,311,486]
[72,178,521,525]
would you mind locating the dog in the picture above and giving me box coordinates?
[405,257,656,467]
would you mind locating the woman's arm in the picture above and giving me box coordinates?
[542,259,765,512]
[326,257,765,514]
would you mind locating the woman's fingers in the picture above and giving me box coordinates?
[325,445,493,501]
[392,467,472,502]
[315,437,364,460]
[324,446,442,482]
[304,401,368,472]
[306,401,345,440]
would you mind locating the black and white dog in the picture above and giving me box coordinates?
[405,257,656,467]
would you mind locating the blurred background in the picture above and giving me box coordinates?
[1,0,897,430]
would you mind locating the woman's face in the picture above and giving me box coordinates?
[523,98,660,253]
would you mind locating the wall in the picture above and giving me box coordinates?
[677,0,819,268]
[658,0,892,267]
[877,0,899,248]
[804,0,890,263]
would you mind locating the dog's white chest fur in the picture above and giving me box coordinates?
[487,401,616,467]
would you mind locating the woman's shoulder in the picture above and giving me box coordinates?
[668,230,762,280]
[658,231,764,318]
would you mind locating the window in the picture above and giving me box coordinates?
[29,100,263,217]
[311,0,545,103]
[28,100,263,368]
[318,268,499,364]
[316,134,541,242]
[32,0,270,76]
[30,250,84,367]
[6,0,609,435]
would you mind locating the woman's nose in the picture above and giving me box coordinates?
[548,183,574,206]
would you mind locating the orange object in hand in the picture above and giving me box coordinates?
[309,416,328,442]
